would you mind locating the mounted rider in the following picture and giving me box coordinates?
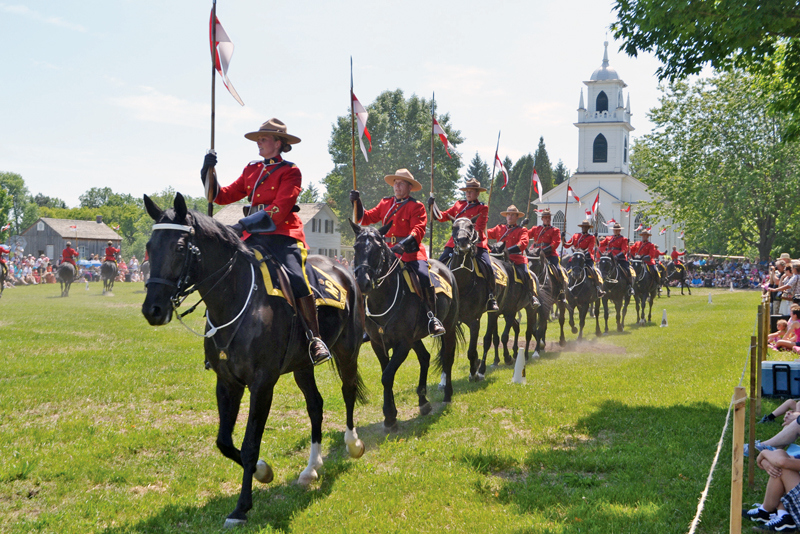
[670,246,686,269]
[201,118,331,366]
[61,242,79,269]
[629,228,664,284]
[487,205,539,309]
[562,219,604,297]
[599,222,633,286]
[104,241,120,264]
[0,244,9,279]
[527,208,567,300]
[351,169,446,337]
[429,178,498,312]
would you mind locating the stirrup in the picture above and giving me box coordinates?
[530,296,541,310]
[486,296,499,312]
[308,337,332,366]
[427,311,446,337]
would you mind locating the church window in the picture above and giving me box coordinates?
[624,137,628,163]
[596,213,608,235]
[553,210,566,233]
[596,91,608,113]
[593,134,608,163]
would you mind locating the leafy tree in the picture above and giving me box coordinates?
[79,187,139,209]
[0,186,12,242]
[32,193,67,209]
[0,172,38,235]
[323,89,465,256]
[533,137,554,193]
[611,0,800,138]
[629,71,800,261]
[553,160,570,186]
[298,182,320,203]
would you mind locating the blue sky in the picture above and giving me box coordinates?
[1,0,668,208]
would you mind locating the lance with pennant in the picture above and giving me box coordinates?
[350,57,359,224]
[429,92,436,252]
[486,130,501,218]
[558,173,572,258]
[525,155,536,228]
[205,0,219,217]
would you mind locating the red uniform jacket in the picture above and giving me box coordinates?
[630,241,662,265]
[360,196,428,262]
[487,224,529,265]
[105,246,119,262]
[0,244,9,264]
[214,156,308,247]
[564,232,597,260]
[436,200,488,249]
[671,250,685,262]
[600,235,629,258]
[528,225,561,257]
[61,247,79,265]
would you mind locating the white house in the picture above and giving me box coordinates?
[537,42,681,252]
[214,203,344,258]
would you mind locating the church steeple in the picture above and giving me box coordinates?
[578,89,585,110]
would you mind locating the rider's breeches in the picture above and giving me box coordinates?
[406,260,432,287]
[245,233,312,298]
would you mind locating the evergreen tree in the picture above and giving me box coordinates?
[533,137,554,193]
[465,152,490,189]
[298,182,320,203]
[553,160,570,186]
[508,154,535,224]
[487,156,515,227]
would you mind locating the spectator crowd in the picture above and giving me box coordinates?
[1,249,144,289]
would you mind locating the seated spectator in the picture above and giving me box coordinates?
[44,271,56,284]
[769,306,800,352]
[760,398,800,427]
[742,449,800,531]
[691,273,703,287]
[769,263,800,316]
[770,320,790,344]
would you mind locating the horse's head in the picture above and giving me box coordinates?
[570,250,586,271]
[350,219,393,293]
[597,252,615,277]
[451,216,480,257]
[141,193,203,326]
[630,255,644,275]
[488,241,508,262]
[527,246,546,275]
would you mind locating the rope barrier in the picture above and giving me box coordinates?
[687,314,759,534]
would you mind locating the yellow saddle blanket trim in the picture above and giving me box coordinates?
[253,250,347,310]
[474,258,508,287]
[628,266,636,278]
[402,267,453,299]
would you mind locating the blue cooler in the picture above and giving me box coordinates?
[762,361,800,397]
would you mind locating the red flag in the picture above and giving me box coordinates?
[591,192,600,216]
[69,225,77,229]
[679,230,684,239]
[432,118,452,158]
[603,218,617,227]
[1,223,9,231]
[659,227,667,236]
[352,92,372,162]
[567,186,580,205]
[531,169,542,203]
[209,13,244,106]
[494,154,509,190]
[112,224,120,231]
[645,226,652,233]
[585,209,592,218]
[622,204,631,213]
[635,223,643,232]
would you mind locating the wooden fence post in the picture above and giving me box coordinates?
[731,386,747,534]
[749,335,757,487]
[757,305,764,416]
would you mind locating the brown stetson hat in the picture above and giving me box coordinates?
[540,208,552,217]
[640,228,652,236]
[612,222,623,230]
[244,118,301,145]
[578,219,592,228]
[500,205,525,217]
[384,169,422,192]
[459,178,487,192]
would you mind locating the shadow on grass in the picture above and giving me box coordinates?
[457,401,734,532]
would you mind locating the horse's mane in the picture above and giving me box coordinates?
[162,207,253,258]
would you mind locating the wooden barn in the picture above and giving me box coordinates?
[20,216,122,260]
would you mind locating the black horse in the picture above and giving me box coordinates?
[527,246,567,348]
[56,262,75,297]
[630,256,658,325]
[142,194,367,528]
[0,263,6,299]
[565,250,602,339]
[656,262,670,297]
[445,216,500,381]
[479,242,538,373]
[597,252,632,332]
[350,220,460,430]
[666,261,692,295]
[101,260,117,294]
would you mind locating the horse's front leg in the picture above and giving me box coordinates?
[483,314,498,370]
[524,305,536,360]
[567,298,578,334]
[294,368,325,486]
[577,304,588,340]
[501,316,516,366]
[558,302,567,346]
[412,340,432,415]
[594,299,602,337]
[602,296,610,333]
[215,375,245,467]
[468,320,483,380]
[381,341,411,431]
[226,374,278,528]
[621,294,630,331]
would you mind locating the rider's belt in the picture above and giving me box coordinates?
[386,235,409,245]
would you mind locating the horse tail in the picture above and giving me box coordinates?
[431,322,464,373]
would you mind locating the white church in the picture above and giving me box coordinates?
[537,42,681,252]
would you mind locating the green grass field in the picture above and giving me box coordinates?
[0,282,779,533]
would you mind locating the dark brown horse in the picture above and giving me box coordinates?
[101,260,117,294]
[656,262,670,297]
[597,252,632,332]
[631,256,659,325]
[350,220,461,430]
[565,250,602,339]
[527,246,567,348]
[142,194,367,528]
[666,261,692,295]
[56,262,75,297]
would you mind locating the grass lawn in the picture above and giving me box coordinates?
[0,281,779,533]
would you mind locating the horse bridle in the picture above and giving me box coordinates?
[568,251,588,292]
[353,233,398,292]
[598,255,619,283]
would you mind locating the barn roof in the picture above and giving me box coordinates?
[30,218,122,240]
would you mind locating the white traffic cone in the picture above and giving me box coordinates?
[85,280,90,290]
[660,309,668,327]
[730,281,734,292]
[512,349,526,385]
[708,293,712,304]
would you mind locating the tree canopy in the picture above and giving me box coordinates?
[612,0,800,137]
[630,71,800,261]
[0,172,38,236]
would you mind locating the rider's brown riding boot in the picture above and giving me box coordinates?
[423,286,446,337]
[588,267,605,298]
[296,294,332,365]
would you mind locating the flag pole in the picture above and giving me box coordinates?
[559,173,571,258]
[525,158,535,227]
[429,91,435,253]
[350,57,358,224]
[486,130,501,217]
[206,0,218,218]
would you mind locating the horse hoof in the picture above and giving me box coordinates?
[383,420,399,433]
[476,373,485,381]
[254,460,273,484]
[420,402,432,416]
[224,518,247,529]
[297,468,319,486]
[571,327,578,334]
[559,339,566,347]
[347,439,365,458]
[531,351,540,359]
[437,382,445,391]
[489,363,498,369]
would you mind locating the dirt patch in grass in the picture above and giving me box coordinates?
[130,481,168,496]
[477,338,626,354]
